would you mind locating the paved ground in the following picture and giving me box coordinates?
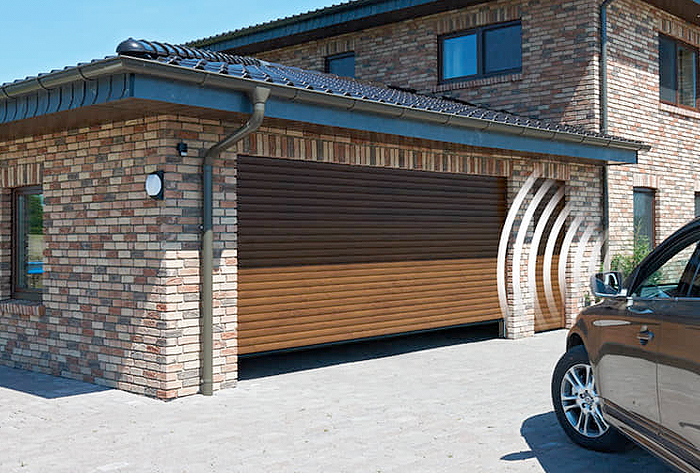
[0,326,670,473]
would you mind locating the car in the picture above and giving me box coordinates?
[551,218,700,472]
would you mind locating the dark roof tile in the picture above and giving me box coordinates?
[1,38,643,147]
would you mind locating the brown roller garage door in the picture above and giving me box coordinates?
[237,156,506,354]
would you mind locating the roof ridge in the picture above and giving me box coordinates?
[116,38,266,67]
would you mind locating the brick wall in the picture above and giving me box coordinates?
[0,117,204,398]
[254,0,601,130]
[0,112,604,397]
[606,0,700,255]
[251,0,700,274]
[0,189,10,300]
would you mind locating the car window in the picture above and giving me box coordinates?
[632,241,700,299]
[687,248,700,298]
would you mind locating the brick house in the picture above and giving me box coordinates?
[0,0,674,398]
[192,0,700,261]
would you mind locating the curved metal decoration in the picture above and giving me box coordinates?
[528,186,565,321]
[497,170,541,325]
[512,179,555,309]
[543,202,572,317]
[558,215,584,310]
[573,224,597,307]
[588,231,607,283]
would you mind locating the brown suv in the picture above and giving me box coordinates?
[552,218,700,472]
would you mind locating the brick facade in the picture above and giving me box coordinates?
[606,0,700,254]
[252,0,700,285]
[0,112,604,397]
[256,0,601,129]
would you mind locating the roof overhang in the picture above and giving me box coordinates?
[188,0,491,54]
[0,56,644,164]
[189,0,700,54]
[643,0,700,27]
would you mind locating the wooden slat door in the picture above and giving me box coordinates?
[237,156,506,354]
[534,254,564,331]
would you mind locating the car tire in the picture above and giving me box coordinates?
[551,345,630,452]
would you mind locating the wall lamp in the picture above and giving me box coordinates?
[145,170,165,200]
[176,142,188,157]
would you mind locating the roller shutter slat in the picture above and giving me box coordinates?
[238,156,506,354]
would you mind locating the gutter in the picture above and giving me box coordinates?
[0,55,648,153]
[0,57,124,98]
[115,56,649,153]
[200,86,270,396]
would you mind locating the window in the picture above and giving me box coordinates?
[13,187,44,301]
[695,192,700,218]
[633,239,699,298]
[439,21,522,83]
[659,35,698,108]
[634,188,655,249]
[325,52,355,78]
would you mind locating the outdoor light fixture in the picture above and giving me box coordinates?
[176,142,188,156]
[145,170,165,200]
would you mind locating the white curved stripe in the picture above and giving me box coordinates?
[573,223,596,307]
[528,186,565,321]
[512,179,555,310]
[497,170,541,324]
[544,202,572,317]
[558,215,585,310]
[603,241,611,273]
[588,231,607,285]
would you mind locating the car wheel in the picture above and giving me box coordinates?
[551,345,630,452]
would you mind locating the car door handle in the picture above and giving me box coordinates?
[628,306,653,315]
[637,329,654,345]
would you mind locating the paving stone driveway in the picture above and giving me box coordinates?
[0,327,670,473]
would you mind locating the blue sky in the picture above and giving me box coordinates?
[2,0,334,84]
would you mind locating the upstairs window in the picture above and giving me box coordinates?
[659,35,698,109]
[440,21,522,83]
[695,191,700,218]
[325,52,355,78]
[13,186,44,301]
[633,187,655,249]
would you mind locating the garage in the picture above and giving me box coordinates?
[237,156,506,354]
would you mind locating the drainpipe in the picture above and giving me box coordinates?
[600,0,617,271]
[200,86,270,396]
[600,0,617,135]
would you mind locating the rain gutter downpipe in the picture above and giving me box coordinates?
[200,86,270,396]
[600,0,618,135]
[600,0,618,271]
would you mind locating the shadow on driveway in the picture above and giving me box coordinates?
[501,412,671,472]
[239,322,499,380]
[0,365,110,399]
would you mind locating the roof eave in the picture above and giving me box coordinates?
[0,57,647,159]
[189,0,700,54]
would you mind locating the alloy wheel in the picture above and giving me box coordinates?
[560,363,609,438]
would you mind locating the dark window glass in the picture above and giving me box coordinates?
[633,240,699,298]
[484,24,522,74]
[326,52,355,78]
[440,21,522,82]
[678,44,697,107]
[659,36,677,103]
[633,188,655,248]
[442,33,478,79]
[695,192,700,218]
[13,187,44,300]
[659,35,698,108]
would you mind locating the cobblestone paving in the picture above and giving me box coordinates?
[0,327,670,472]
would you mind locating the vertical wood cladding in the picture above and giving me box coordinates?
[237,156,506,354]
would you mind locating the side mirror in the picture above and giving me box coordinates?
[590,271,624,298]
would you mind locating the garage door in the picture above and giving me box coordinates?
[237,156,506,354]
